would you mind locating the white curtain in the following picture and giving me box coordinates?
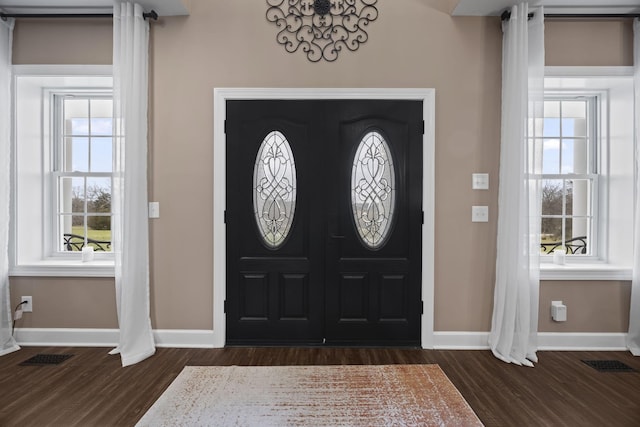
[629,19,640,356]
[489,3,544,366]
[109,1,155,366]
[0,18,18,357]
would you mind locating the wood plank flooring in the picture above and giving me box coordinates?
[0,346,638,426]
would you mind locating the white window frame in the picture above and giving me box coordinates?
[10,65,114,277]
[49,91,114,257]
[540,67,634,281]
[539,93,600,261]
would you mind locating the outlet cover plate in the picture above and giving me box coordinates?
[21,296,32,312]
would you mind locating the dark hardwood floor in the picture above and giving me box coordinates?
[0,346,638,426]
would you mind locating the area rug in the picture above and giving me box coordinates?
[136,364,483,426]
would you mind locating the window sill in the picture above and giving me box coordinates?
[540,263,632,281]
[10,259,115,278]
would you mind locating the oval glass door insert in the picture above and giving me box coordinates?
[253,130,297,249]
[351,130,396,249]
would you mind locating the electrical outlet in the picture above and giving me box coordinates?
[551,300,567,322]
[21,296,32,312]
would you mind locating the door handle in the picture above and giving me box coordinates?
[330,234,346,240]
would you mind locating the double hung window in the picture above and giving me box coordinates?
[539,70,634,279]
[53,94,114,253]
[538,96,596,257]
[11,67,114,276]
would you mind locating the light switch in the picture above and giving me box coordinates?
[472,206,489,222]
[472,173,489,190]
[148,202,160,219]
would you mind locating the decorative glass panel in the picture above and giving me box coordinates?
[253,131,297,249]
[351,131,395,249]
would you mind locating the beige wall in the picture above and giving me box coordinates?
[10,0,633,335]
[545,19,634,66]
[10,277,117,329]
[539,281,630,333]
[12,18,112,64]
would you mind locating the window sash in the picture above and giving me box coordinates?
[50,93,114,256]
[538,95,599,259]
[539,174,597,256]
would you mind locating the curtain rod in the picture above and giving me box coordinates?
[501,11,640,21]
[0,10,159,21]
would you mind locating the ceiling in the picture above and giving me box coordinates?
[1,1,637,18]
[0,0,190,16]
[453,0,640,16]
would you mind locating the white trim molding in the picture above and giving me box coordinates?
[10,261,115,278]
[15,328,119,347]
[540,264,632,281]
[434,331,629,351]
[545,66,634,77]
[213,88,436,349]
[14,328,217,349]
[537,332,628,351]
[13,329,629,351]
[433,332,490,350]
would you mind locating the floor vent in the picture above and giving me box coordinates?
[20,354,73,366]
[582,360,636,373]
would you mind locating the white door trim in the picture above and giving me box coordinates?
[213,88,435,348]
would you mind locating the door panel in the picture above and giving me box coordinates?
[226,100,422,346]
[380,274,407,320]
[325,102,422,345]
[239,273,268,320]
[279,273,309,320]
[226,101,323,345]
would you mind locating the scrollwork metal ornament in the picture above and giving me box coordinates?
[266,0,379,62]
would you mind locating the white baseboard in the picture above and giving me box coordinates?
[15,328,119,347]
[537,332,628,351]
[13,328,630,351]
[433,331,629,351]
[14,328,217,349]
[153,329,216,348]
[433,332,490,350]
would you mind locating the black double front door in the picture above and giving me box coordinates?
[225,99,423,346]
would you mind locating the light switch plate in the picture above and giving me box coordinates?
[148,202,160,219]
[472,173,489,190]
[472,206,489,222]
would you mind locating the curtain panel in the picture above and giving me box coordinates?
[0,18,18,357]
[109,1,155,366]
[489,3,544,366]
[629,19,640,356]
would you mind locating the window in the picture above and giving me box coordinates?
[253,130,297,249]
[540,68,634,280]
[54,94,114,253]
[11,66,114,277]
[539,96,596,257]
[351,130,396,249]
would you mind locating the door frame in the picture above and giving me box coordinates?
[212,88,435,348]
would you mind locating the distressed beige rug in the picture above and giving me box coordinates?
[136,364,483,426]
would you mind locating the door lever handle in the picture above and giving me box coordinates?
[330,234,346,240]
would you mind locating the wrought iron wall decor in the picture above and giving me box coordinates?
[266,0,379,62]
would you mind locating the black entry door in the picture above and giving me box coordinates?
[226,100,422,346]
